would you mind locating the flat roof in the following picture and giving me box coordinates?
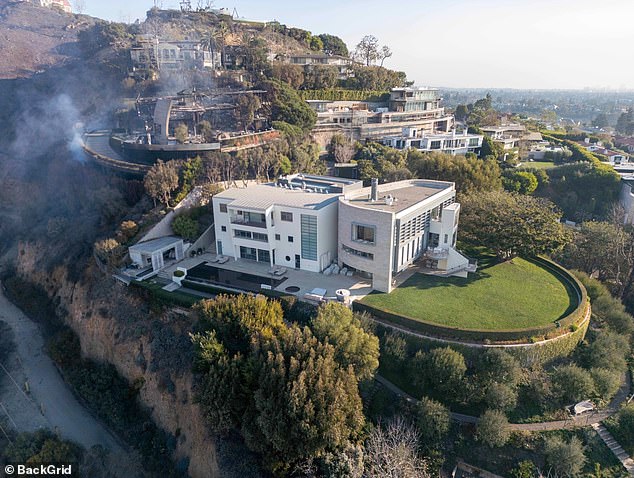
[129,236,182,253]
[215,183,340,211]
[342,179,454,214]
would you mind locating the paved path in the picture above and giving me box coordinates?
[592,423,634,476]
[375,371,631,431]
[0,281,123,451]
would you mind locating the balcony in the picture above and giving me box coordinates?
[230,217,267,228]
[425,247,449,260]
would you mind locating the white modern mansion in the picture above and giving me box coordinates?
[380,127,483,156]
[213,174,472,292]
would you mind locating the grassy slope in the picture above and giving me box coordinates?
[361,257,575,331]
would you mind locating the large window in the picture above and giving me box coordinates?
[430,140,441,150]
[343,244,374,260]
[219,203,227,213]
[301,215,318,261]
[353,224,376,244]
[281,211,293,222]
[469,138,480,147]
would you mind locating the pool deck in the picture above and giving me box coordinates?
[161,253,373,302]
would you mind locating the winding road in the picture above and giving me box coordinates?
[0,280,123,450]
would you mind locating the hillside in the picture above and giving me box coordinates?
[0,0,94,79]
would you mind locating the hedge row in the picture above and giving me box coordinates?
[353,257,589,344]
[298,89,389,102]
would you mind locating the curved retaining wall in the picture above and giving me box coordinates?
[353,256,589,345]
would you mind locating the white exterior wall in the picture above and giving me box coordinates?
[212,197,338,273]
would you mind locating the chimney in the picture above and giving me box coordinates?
[371,178,379,202]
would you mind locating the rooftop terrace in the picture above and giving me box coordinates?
[341,179,454,214]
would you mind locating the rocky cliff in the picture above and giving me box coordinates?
[15,241,220,478]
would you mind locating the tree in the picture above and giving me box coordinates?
[354,35,380,66]
[262,79,317,132]
[174,123,188,144]
[235,93,261,131]
[318,34,349,56]
[551,364,595,403]
[590,367,621,400]
[197,120,215,143]
[477,410,510,448]
[194,294,286,354]
[5,430,81,464]
[243,325,365,473]
[592,113,610,129]
[144,160,180,207]
[348,65,407,90]
[584,331,630,372]
[311,303,379,381]
[309,35,324,51]
[511,461,538,478]
[480,135,504,160]
[378,46,392,67]
[484,382,518,412]
[559,221,634,296]
[543,435,585,478]
[268,63,305,89]
[475,349,522,387]
[193,296,366,474]
[415,397,450,446]
[407,151,502,193]
[303,65,339,89]
[364,417,430,478]
[459,191,571,260]
[415,346,466,395]
[171,215,199,241]
[616,108,634,135]
[455,104,468,122]
[502,171,538,194]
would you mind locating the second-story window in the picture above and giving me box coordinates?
[353,224,375,244]
[219,203,227,213]
[281,211,293,222]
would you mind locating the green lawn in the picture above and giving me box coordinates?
[361,257,576,331]
[520,161,557,169]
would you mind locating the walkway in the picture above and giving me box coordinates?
[592,423,634,476]
[375,372,631,432]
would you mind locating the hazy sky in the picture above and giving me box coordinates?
[81,0,634,90]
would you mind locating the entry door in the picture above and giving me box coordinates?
[217,241,223,255]
[295,254,301,269]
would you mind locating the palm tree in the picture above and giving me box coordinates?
[199,31,218,69]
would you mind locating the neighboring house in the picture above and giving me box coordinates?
[213,175,363,273]
[276,53,354,80]
[25,0,72,13]
[480,124,526,150]
[212,174,471,293]
[130,35,220,71]
[339,178,470,292]
[308,87,454,147]
[380,127,483,155]
[527,143,565,160]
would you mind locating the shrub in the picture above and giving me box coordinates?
[543,435,585,477]
[590,367,621,401]
[171,215,199,241]
[477,410,510,448]
[416,397,450,446]
[173,270,185,278]
[484,382,518,412]
[551,364,595,403]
